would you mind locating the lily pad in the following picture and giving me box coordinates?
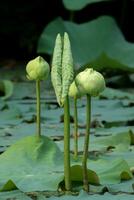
[101,87,134,100]
[43,190,134,200]
[0,190,32,200]
[0,136,64,192]
[0,135,100,192]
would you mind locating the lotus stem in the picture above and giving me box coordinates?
[36,80,41,137]
[74,97,78,159]
[82,94,91,192]
[64,95,71,191]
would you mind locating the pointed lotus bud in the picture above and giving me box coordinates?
[68,81,81,99]
[75,68,106,97]
[26,56,49,81]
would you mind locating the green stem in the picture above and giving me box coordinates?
[74,97,78,159]
[64,95,71,191]
[36,80,41,137]
[82,94,91,192]
[69,11,75,22]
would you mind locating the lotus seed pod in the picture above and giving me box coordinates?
[26,56,49,81]
[68,81,81,99]
[75,68,105,97]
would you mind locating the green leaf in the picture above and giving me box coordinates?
[63,0,110,11]
[100,87,134,100]
[70,165,99,184]
[0,107,22,126]
[0,190,32,200]
[0,136,64,192]
[106,178,134,193]
[72,157,133,184]
[0,80,14,100]
[56,130,132,153]
[44,190,134,200]
[89,158,133,184]
[0,135,100,192]
[38,16,134,72]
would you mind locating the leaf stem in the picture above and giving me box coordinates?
[74,97,78,159]
[69,11,75,22]
[36,80,41,137]
[82,94,91,192]
[64,95,71,191]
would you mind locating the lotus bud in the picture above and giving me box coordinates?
[26,56,49,81]
[76,68,105,97]
[68,81,81,99]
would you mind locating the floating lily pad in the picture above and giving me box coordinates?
[0,136,64,192]
[43,190,134,200]
[101,87,134,100]
[0,190,32,200]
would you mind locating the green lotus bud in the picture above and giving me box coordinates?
[76,68,105,97]
[26,56,49,81]
[68,81,81,99]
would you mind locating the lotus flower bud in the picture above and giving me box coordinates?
[75,68,105,97]
[68,81,81,99]
[26,56,49,81]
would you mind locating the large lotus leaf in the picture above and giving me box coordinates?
[102,150,134,169]
[88,178,134,193]
[106,178,134,193]
[89,158,133,184]
[0,136,64,192]
[38,16,134,72]
[42,190,134,200]
[62,0,109,11]
[71,156,132,184]
[0,190,32,200]
[0,135,100,192]
[56,131,132,153]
